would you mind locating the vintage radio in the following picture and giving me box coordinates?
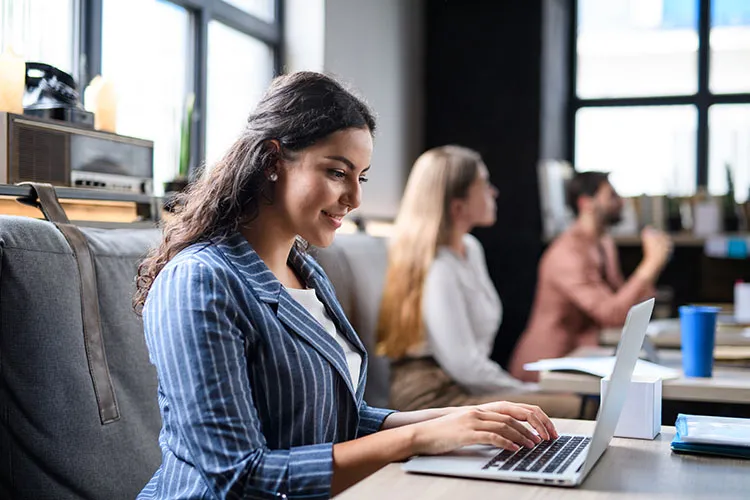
[0,112,154,195]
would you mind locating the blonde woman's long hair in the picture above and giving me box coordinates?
[376,145,483,359]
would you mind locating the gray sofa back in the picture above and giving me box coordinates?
[0,216,392,499]
[0,216,162,499]
[313,233,391,408]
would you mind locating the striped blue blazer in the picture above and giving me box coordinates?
[138,232,394,500]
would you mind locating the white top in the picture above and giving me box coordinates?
[418,234,534,394]
[286,287,362,392]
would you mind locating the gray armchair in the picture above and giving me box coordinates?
[313,233,392,409]
[0,215,162,499]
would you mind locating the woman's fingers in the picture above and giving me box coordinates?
[478,421,536,449]
[491,405,544,439]
[474,411,538,447]
[505,404,558,440]
[474,431,519,452]
[525,412,552,441]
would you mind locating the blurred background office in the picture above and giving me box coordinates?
[0,0,748,370]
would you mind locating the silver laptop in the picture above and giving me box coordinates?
[402,297,655,487]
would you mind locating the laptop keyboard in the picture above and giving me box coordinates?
[482,436,591,475]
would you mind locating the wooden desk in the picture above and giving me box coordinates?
[336,419,750,499]
[601,325,750,348]
[539,347,750,404]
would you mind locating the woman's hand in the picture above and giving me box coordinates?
[474,401,558,441]
[410,406,542,456]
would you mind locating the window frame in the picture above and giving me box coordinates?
[78,0,282,178]
[567,0,750,190]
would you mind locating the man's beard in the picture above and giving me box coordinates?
[603,210,623,227]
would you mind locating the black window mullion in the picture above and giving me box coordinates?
[274,0,284,76]
[212,2,280,45]
[169,0,208,10]
[708,93,750,105]
[696,0,712,188]
[80,0,102,90]
[572,95,700,108]
[193,5,210,178]
[566,0,578,164]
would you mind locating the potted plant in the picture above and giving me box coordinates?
[164,93,195,196]
[723,163,739,232]
[666,195,682,233]
[163,93,194,212]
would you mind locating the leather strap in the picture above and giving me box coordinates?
[17,183,70,224]
[17,182,120,424]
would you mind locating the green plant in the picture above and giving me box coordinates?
[724,162,735,207]
[666,196,681,217]
[178,93,196,179]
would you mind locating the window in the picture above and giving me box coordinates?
[572,0,750,202]
[91,0,282,194]
[710,0,750,93]
[1,0,282,195]
[205,20,274,167]
[709,104,750,201]
[577,0,698,98]
[102,0,191,195]
[0,0,76,76]
[575,105,697,196]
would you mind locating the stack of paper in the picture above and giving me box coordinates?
[523,357,680,380]
[671,414,750,459]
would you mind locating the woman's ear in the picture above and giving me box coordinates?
[449,198,465,224]
[264,139,283,181]
[267,139,281,153]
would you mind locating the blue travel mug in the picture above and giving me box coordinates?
[679,306,720,377]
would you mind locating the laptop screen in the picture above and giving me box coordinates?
[579,298,655,478]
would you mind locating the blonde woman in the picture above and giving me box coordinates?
[377,145,582,418]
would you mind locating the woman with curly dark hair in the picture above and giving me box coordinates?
[135,71,557,499]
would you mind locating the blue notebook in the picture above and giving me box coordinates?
[671,414,750,459]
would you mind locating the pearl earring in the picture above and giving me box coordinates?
[269,173,278,182]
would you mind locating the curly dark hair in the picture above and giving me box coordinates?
[133,71,376,313]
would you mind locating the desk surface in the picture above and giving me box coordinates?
[336,419,750,499]
[539,347,750,404]
[601,325,750,348]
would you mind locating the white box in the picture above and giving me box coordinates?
[600,376,661,440]
[735,282,750,323]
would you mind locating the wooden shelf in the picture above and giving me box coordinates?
[612,232,750,247]
[0,196,140,223]
[0,184,160,223]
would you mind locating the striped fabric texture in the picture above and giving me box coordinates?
[138,232,394,499]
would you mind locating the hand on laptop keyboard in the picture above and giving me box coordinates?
[474,401,559,440]
[409,406,542,456]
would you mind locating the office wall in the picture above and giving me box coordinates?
[324,0,424,219]
[283,0,325,72]
[425,0,551,368]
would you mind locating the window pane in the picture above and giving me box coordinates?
[0,0,75,76]
[710,0,750,94]
[102,0,190,195]
[222,0,275,23]
[577,0,698,98]
[206,21,274,168]
[575,106,697,196]
[709,105,750,202]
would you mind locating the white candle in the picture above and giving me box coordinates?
[84,75,117,133]
[0,47,25,114]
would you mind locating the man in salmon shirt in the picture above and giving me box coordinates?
[509,171,672,382]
